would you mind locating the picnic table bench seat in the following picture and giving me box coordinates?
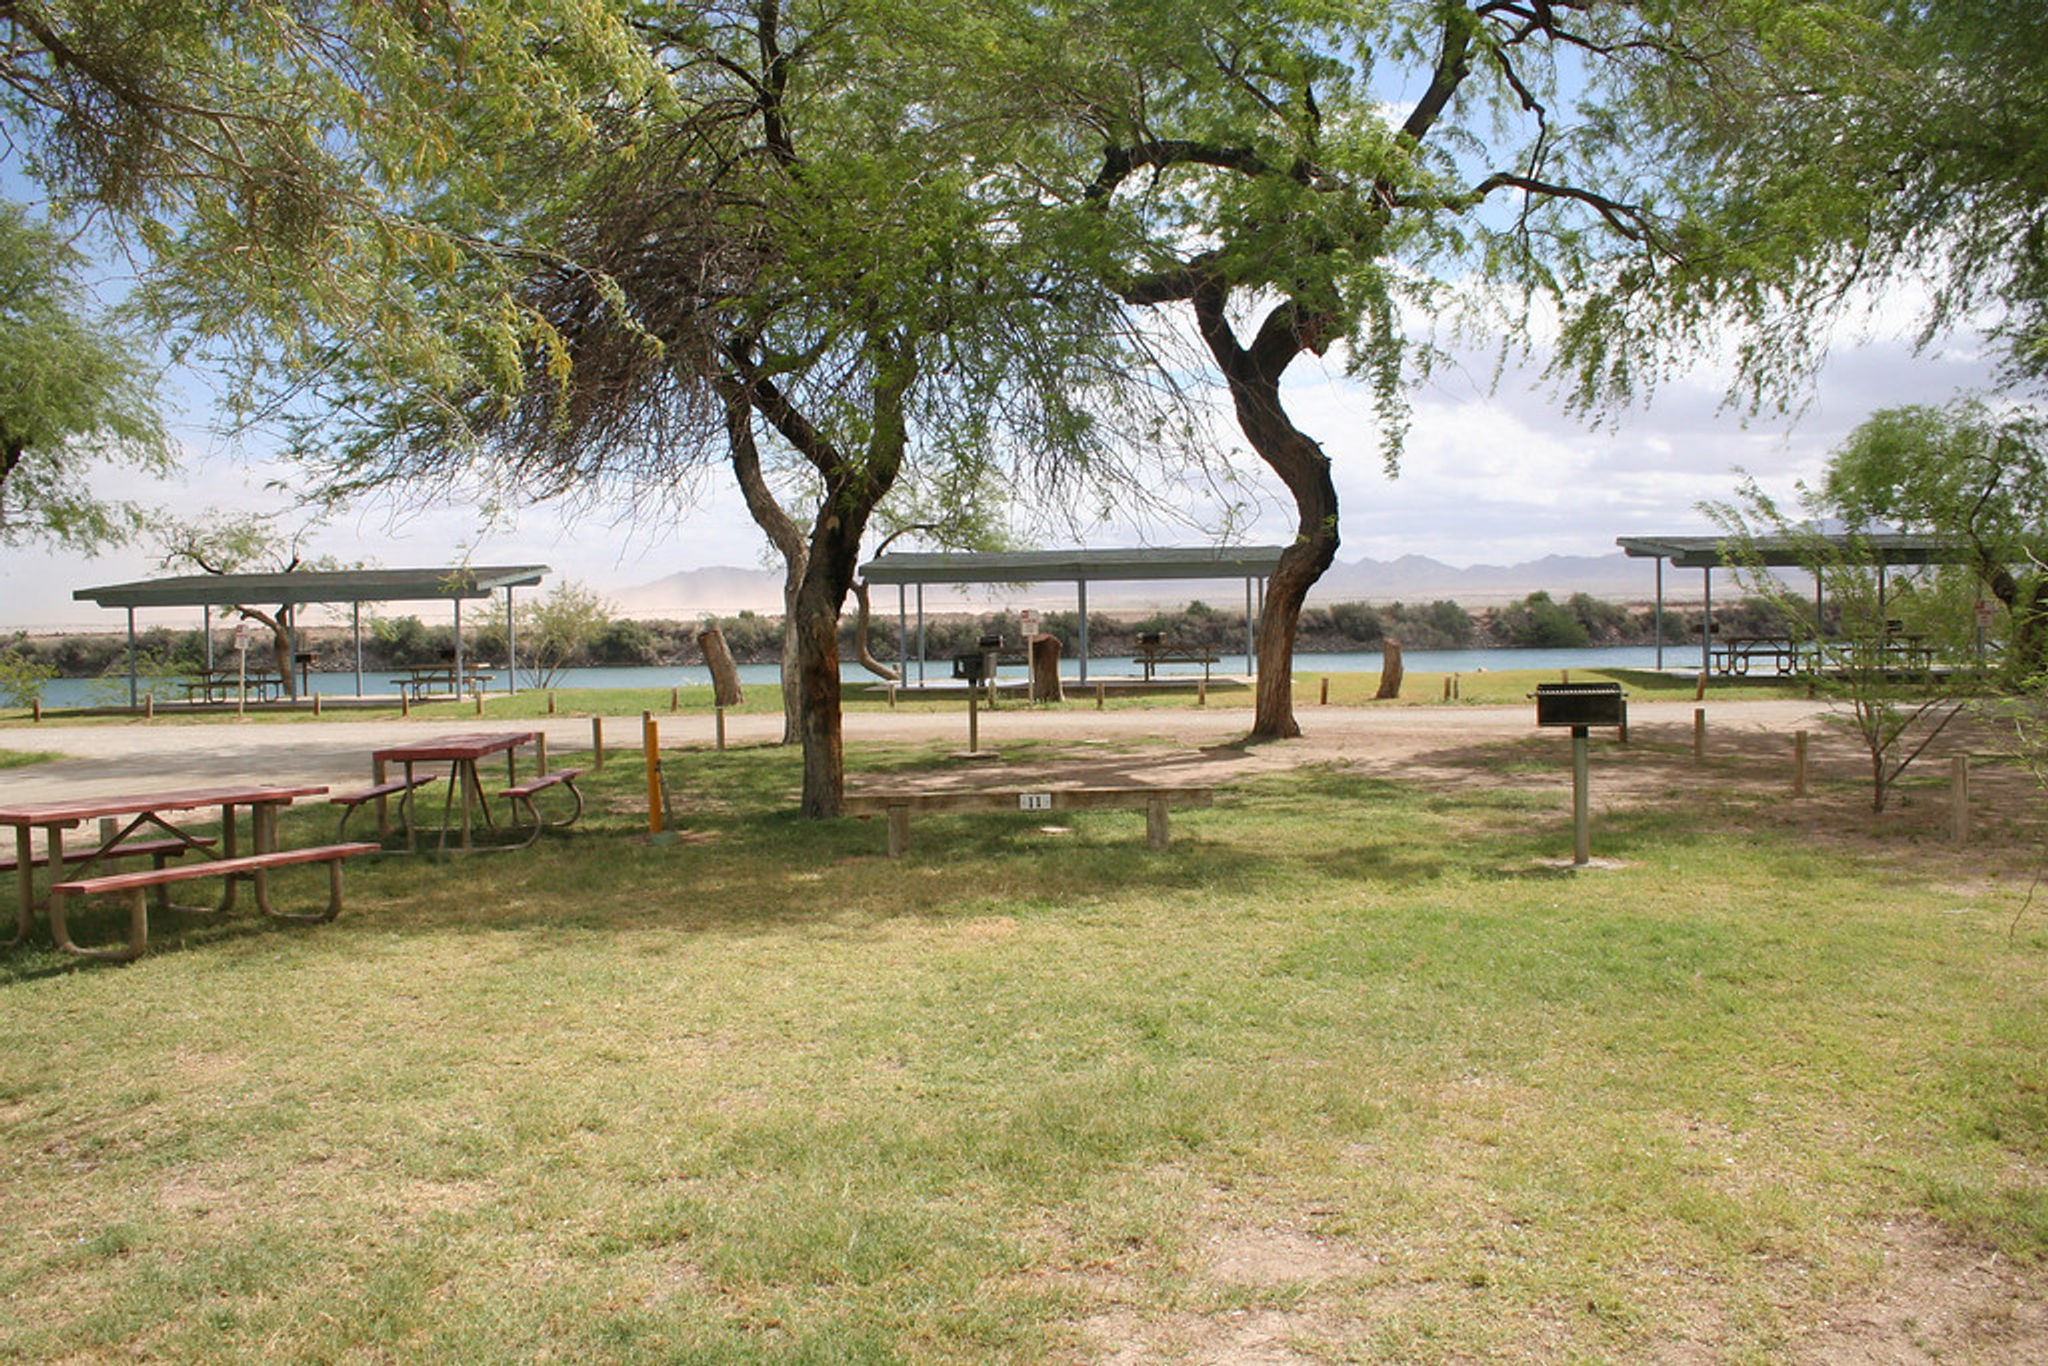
[329,774,440,841]
[0,836,216,875]
[48,842,380,962]
[499,768,585,846]
[842,784,1213,858]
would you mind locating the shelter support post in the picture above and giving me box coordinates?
[126,608,138,709]
[898,585,907,684]
[1077,579,1090,684]
[454,597,464,684]
[1701,568,1713,678]
[204,605,214,673]
[916,585,926,685]
[505,584,517,697]
[353,603,364,696]
[1654,559,1664,670]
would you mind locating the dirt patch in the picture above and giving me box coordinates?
[1791,1218,2048,1365]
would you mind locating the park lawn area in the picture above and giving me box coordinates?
[0,747,58,769]
[2,730,2045,1362]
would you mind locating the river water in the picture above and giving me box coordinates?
[36,645,1688,708]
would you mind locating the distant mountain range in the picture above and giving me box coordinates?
[613,550,1686,618]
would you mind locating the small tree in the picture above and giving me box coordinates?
[157,512,336,698]
[480,581,614,690]
[1710,478,1965,813]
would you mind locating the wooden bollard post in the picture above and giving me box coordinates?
[643,711,664,833]
[1694,671,1708,701]
[887,683,897,710]
[401,692,411,717]
[144,693,154,720]
[31,698,41,722]
[670,686,680,714]
[1794,730,1809,797]
[312,692,322,717]
[715,706,727,751]
[1096,682,1106,710]
[1951,754,1970,844]
[536,733,549,775]
[1320,676,1330,705]
[474,690,484,716]
[1693,707,1707,762]
[1561,668,1570,684]
[591,716,605,771]
[547,691,557,715]
[1198,680,1207,707]
[1453,674,1461,700]
[1442,677,1451,701]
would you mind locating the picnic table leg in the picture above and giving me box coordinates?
[49,885,150,962]
[251,803,280,915]
[458,760,475,849]
[1146,796,1170,850]
[217,803,241,912]
[9,826,36,946]
[373,757,390,839]
[886,806,911,859]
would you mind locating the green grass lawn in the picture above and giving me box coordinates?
[2,722,2045,1361]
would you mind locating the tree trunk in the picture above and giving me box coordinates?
[720,375,807,745]
[1192,288,1340,741]
[1028,634,1063,701]
[851,578,900,680]
[1376,640,1404,699]
[697,627,745,707]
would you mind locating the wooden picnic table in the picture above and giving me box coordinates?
[369,730,543,852]
[393,665,494,702]
[178,668,284,703]
[1,783,331,953]
[1133,640,1222,681]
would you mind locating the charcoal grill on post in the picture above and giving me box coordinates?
[951,634,1005,754]
[1533,683,1627,866]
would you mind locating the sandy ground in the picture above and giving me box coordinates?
[0,697,1832,804]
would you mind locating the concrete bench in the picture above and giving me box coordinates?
[329,774,440,841]
[841,786,1214,858]
[499,768,585,846]
[48,843,380,962]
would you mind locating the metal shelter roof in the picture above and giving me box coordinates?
[74,565,550,611]
[1616,534,1972,570]
[860,546,1287,585]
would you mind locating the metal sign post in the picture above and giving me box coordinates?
[232,621,255,718]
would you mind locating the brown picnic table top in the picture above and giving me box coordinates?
[4,782,332,948]
[370,730,537,765]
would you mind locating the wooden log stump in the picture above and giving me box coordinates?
[1028,634,1064,702]
[1375,640,1404,700]
[697,626,746,708]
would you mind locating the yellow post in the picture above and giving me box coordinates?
[643,711,664,833]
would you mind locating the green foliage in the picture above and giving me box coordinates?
[0,204,168,548]
[478,581,615,689]
[1495,592,1592,649]
[0,640,57,707]
[1708,476,1965,811]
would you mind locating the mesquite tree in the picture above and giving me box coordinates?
[1012,0,1903,738]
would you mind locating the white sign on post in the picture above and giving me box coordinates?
[1019,609,1039,640]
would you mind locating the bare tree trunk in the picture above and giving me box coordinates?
[697,627,745,707]
[850,579,900,680]
[1376,640,1404,699]
[720,376,807,744]
[1192,288,1340,741]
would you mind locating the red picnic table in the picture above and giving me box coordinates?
[1,783,336,956]
[369,730,543,853]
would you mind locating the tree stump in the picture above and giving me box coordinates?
[1375,639,1404,699]
[1028,634,1064,702]
[697,626,746,707]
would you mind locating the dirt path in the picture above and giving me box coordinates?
[0,698,1832,804]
